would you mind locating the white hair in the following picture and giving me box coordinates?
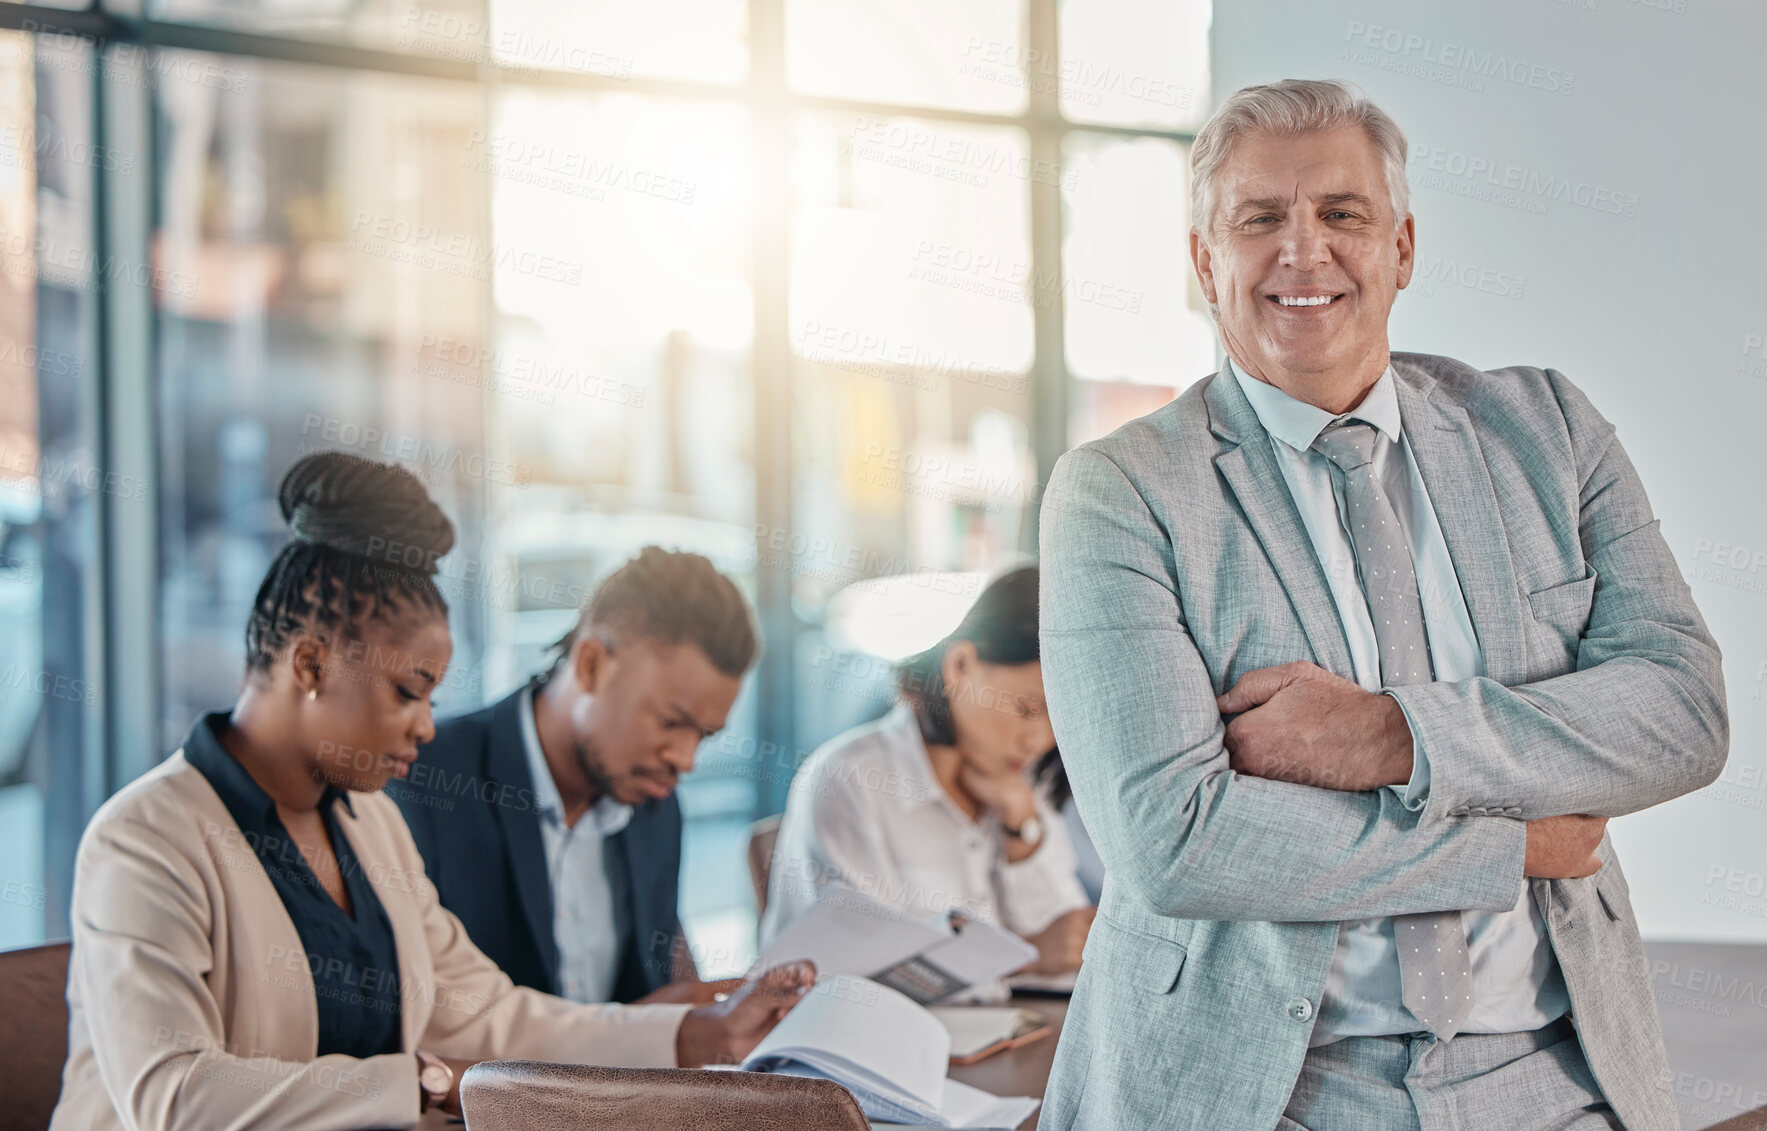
[1190,78,1410,236]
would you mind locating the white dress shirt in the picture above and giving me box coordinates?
[1227,356,1569,1044]
[760,702,1091,956]
[519,685,636,1004]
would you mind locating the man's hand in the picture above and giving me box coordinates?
[637,977,744,1006]
[1025,906,1095,975]
[1218,662,1414,792]
[1523,815,1607,878]
[674,960,816,1068]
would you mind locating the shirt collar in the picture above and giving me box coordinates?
[519,684,634,836]
[182,710,355,827]
[1226,354,1403,453]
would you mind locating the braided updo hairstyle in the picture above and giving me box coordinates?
[244,452,456,673]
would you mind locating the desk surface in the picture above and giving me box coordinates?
[946,995,1066,1129]
[415,994,1067,1131]
[400,978,1767,1131]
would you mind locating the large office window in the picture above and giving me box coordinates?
[153,55,492,749]
[0,27,102,948]
[0,0,1213,969]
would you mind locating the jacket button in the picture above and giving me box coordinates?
[1286,997,1314,1022]
[1503,807,1523,816]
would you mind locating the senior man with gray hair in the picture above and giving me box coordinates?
[1037,78,1727,1131]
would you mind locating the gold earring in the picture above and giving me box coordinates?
[307,688,317,702]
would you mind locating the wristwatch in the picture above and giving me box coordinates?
[415,1051,454,1112]
[1003,815,1043,849]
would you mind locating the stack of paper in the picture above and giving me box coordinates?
[741,976,1040,1129]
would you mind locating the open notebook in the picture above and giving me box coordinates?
[741,975,1040,1128]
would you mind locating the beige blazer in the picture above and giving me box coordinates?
[50,752,692,1131]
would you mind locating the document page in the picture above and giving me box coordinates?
[739,976,1041,1128]
[754,890,949,978]
[742,975,950,1116]
[759,886,1036,1004]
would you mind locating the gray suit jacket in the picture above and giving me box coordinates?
[1036,352,1728,1131]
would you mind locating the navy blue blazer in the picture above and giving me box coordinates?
[395,678,684,1003]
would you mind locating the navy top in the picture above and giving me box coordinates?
[182,711,404,1058]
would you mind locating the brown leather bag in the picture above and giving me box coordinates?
[459,1061,871,1131]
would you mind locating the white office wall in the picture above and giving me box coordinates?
[1209,0,1767,941]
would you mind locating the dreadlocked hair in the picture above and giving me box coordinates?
[244,451,457,673]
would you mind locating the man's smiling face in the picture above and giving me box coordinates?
[1191,126,1414,405]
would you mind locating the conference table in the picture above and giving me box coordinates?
[416,993,1067,1131]
[944,994,1066,1129]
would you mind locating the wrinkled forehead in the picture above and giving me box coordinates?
[1218,128,1388,203]
[1206,126,1397,234]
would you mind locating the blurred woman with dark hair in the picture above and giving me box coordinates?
[761,566,1094,988]
[52,452,811,1131]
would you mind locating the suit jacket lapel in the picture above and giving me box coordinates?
[1390,360,1528,685]
[1204,368,1356,679]
[487,680,561,990]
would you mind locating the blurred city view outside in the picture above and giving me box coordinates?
[0,0,1213,967]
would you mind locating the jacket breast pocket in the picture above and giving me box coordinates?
[1524,572,1597,663]
[1089,916,1187,994]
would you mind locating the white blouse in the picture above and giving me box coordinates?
[760,702,1091,951]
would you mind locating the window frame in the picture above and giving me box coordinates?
[0,0,1201,935]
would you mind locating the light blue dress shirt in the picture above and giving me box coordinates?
[519,685,636,1004]
[1226,356,1569,1044]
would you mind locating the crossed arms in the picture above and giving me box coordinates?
[1037,382,1726,924]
